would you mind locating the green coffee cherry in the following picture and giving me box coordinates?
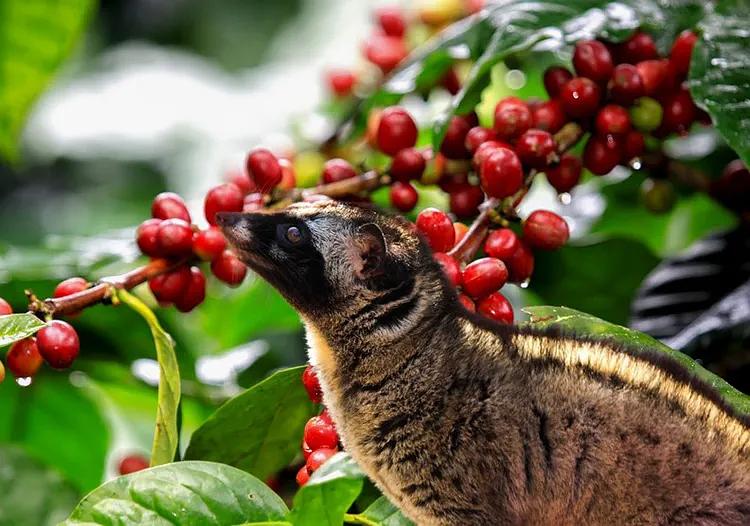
[630,97,663,133]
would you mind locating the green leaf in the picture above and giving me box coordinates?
[689,1,750,166]
[529,237,659,325]
[118,289,180,467]
[522,306,750,416]
[288,453,365,526]
[0,445,80,526]
[0,0,96,160]
[0,312,45,347]
[349,497,414,526]
[61,461,289,526]
[185,366,317,481]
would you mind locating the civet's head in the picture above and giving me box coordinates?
[217,201,448,323]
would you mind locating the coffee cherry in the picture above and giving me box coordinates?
[302,364,323,403]
[438,172,468,194]
[543,66,573,98]
[175,267,206,313]
[461,258,508,299]
[243,193,265,212]
[440,67,461,95]
[622,131,646,162]
[390,147,426,181]
[609,64,645,106]
[151,192,190,222]
[390,182,419,212]
[641,178,676,214]
[416,208,455,252]
[480,148,523,199]
[493,97,533,140]
[629,97,663,132]
[296,465,311,486]
[573,40,613,84]
[434,253,462,287]
[246,148,283,191]
[458,294,476,312]
[473,140,511,169]
[53,277,88,299]
[449,184,483,218]
[560,77,601,118]
[441,116,472,159]
[546,153,582,193]
[118,454,150,475]
[595,105,631,136]
[636,60,668,96]
[319,408,334,425]
[617,31,658,64]
[465,127,495,154]
[307,447,337,473]
[376,6,406,37]
[302,440,313,461]
[660,88,696,135]
[711,160,750,212]
[507,240,535,283]
[516,129,556,170]
[149,266,192,304]
[477,292,514,324]
[6,338,43,378]
[322,159,356,184]
[583,134,622,176]
[204,183,244,226]
[36,320,79,369]
[136,218,163,257]
[453,222,469,244]
[532,100,566,133]
[304,416,338,451]
[377,107,418,156]
[364,34,408,73]
[156,218,194,257]
[484,228,519,261]
[211,250,247,286]
[227,168,256,195]
[278,159,297,190]
[193,227,226,261]
[0,298,11,316]
[523,210,569,250]
[670,30,698,78]
[326,69,356,97]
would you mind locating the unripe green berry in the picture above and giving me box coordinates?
[641,178,676,214]
[630,97,663,133]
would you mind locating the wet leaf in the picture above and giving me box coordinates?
[0,312,45,347]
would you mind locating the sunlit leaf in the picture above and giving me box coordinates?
[0,312,45,347]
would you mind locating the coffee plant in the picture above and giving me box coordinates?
[0,0,749,524]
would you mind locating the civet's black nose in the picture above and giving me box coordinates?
[215,211,243,228]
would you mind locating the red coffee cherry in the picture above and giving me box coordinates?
[441,115,473,159]
[390,181,419,212]
[376,107,418,156]
[7,338,43,378]
[484,228,519,261]
[660,88,697,135]
[390,147,425,181]
[711,159,750,212]
[532,100,566,133]
[622,131,646,162]
[670,30,698,78]
[304,416,338,451]
[175,267,206,313]
[477,292,514,324]
[278,159,297,190]
[440,67,461,94]
[136,218,163,257]
[151,192,190,222]
[204,183,244,226]
[54,277,88,299]
[246,148,283,191]
[523,210,569,250]
[515,129,556,170]
[560,77,601,118]
[473,140,512,169]
[636,59,669,96]
[243,193,265,212]
[480,148,523,199]
[319,408,334,425]
[296,464,311,486]
[193,226,227,261]
[118,454,150,475]
[0,298,11,316]
[458,294,476,312]
[302,440,313,461]
[449,184,483,218]
[307,447,337,473]
[609,64,645,106]
[156,218,194,257]
[36,320,79,369]
[583,134,622,176]
[507,240,535,283]
[416,208,455,252]
[149,266,192,304]
[543,66,573,98]
[438,172,468,194]
[453,222,469,244]
[573,40,614,84]
[376,6,406,37]
[465,127,495,154]
[227,168,256,195]
[364,34,408,73]
[546,153,583,193]
[617,31,658,64]
[595,105,631,136]
[326,69,356,97]
[322,158,357,184]
[434,253,462,287]
[493,97,533,140]
[211,250,247,286]
[302,364,323,403]
[461,257,509,299]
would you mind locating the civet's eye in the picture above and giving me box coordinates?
[285,226,303,244]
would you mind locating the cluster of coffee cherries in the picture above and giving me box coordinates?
[295,364,340,486]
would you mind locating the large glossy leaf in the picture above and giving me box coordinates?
[523,306,750,416]
[0,445,80,526]
[185,366,317,481]
[351,497,414,526]
[0,0,96,160]
[62,461,288,526]
[0,312,45,347]
[288,453,365,526]
[689,0,750,166]
[118,290,181,466]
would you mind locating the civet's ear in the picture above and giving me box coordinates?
[352,223,387,280]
